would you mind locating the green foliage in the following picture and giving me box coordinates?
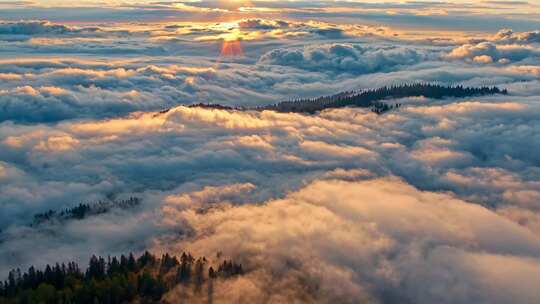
[1,251,244,304]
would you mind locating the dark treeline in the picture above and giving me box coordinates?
[158,83,507,116]
[32,197,141,226]
[187,103,240,111]
[0,251,243,304]
[259,83,507,114]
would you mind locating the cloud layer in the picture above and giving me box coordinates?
[1,1,539,31]
[0,17,540,303]
[162,177,540,303]
[0,20,539,123]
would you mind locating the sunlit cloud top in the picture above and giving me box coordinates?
[1,0,539,31]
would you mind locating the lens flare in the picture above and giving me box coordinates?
[219,30,244,57]
[220,40,243,57]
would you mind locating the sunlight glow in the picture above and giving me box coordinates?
[219,28,244,57]
[217,0,254,10]
[220,39,244,57]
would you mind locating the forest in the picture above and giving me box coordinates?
[259,83,507,113]
[32,198,141,226]
[187,83,507,114]
[0,251,243,304]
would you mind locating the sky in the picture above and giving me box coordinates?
[0,1,540,303]
[1,0,540,30]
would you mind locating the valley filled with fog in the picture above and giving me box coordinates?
[1,5,540,303]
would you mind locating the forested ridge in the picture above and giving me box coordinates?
[259,83,506,113]
[0,251,243,304]
[188,83,507,114]
[31,198,141,226]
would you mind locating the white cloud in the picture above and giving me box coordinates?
[155,178,540,303]
[258,43,431,74]
[446,42,540,64]
[0,19,540,303]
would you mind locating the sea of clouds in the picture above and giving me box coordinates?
[1,18,540,303]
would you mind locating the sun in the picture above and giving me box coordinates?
[222,29,242,42]
[217,0,253,10]
[218,28,244,57]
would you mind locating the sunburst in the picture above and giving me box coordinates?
[219,29,244,57]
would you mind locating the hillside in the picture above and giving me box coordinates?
[191,83,507,114]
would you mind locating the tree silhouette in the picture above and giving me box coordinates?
[259,83,507,114]
[1,251,244,303]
